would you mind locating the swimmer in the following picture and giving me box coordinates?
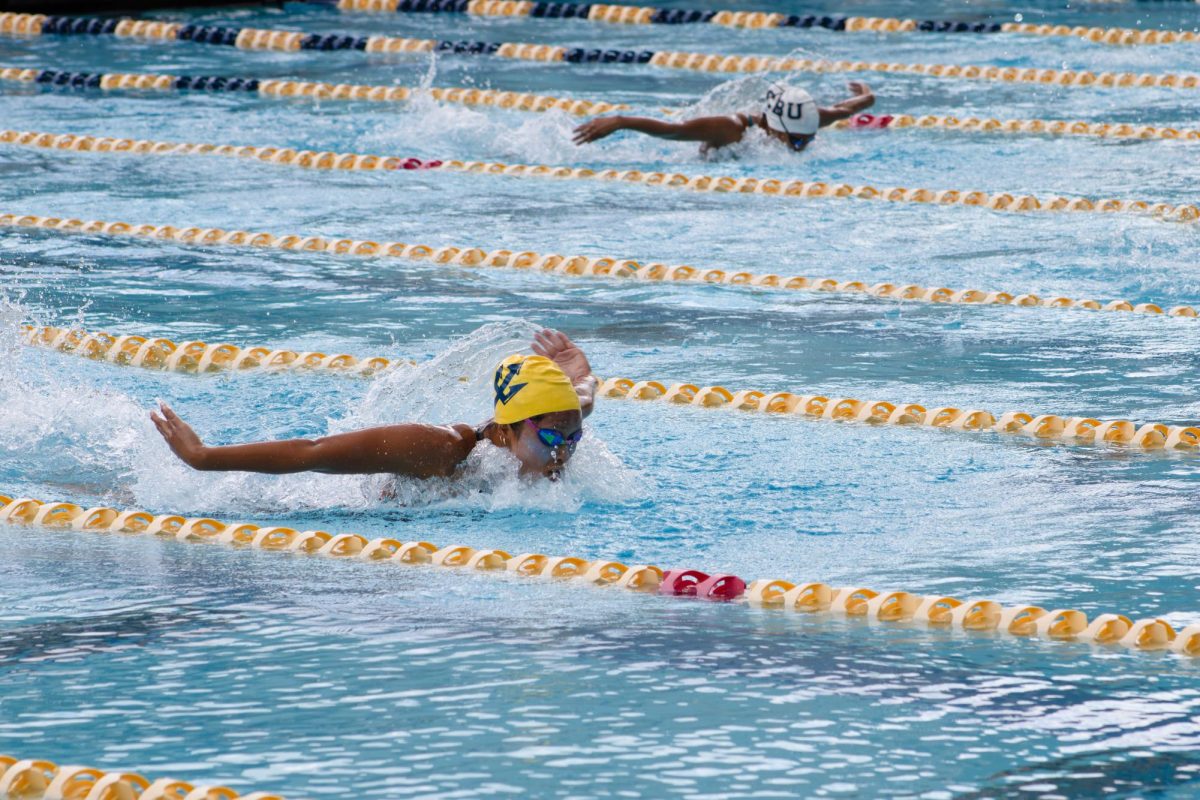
[572,81,875,155]
[151,329,596,482]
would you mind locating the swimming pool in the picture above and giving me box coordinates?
[2,1,1200,796]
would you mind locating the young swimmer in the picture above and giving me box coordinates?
[572,81,875,155]
[151,329,597,482]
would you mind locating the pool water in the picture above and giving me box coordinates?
[2,1,1200,797]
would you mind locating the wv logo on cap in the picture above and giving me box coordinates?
[494,362,528,406]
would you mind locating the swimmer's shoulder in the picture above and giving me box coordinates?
[452,422,481,449]
[424,424,479,479]
[701,113,755,156]
[731,112,757,130]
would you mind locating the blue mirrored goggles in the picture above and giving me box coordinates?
[787,134,814,152]
[525,420,583,452]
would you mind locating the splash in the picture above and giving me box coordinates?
[679,73,771,119]
[360,57,855,167]
[0,298,365,512]
[0,299,144,499]
[349,319,643,511]
[1,311,641,516]
[349,318,533,429]
[362,87,583,166]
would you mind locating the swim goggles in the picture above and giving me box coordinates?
[787,134,813,152]
[526,420,583,453]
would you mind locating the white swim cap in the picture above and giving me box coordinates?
[762,83,819,137]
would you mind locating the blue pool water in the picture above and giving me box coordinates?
[2,1,1200,796]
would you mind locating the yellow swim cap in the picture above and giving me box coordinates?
[493,354,581,425]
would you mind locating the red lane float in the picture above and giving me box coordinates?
[848,113,896,129]
[659,569,746,600]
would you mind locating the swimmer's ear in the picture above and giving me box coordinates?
[502,423,520,448]
[481,421,514,448]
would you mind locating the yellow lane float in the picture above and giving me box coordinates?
[19,325,406,377]
[2,494,1198,660]
[19,325,1200,453]
[7,68,1197,143]
[832,112,1200,142]
[4,128,1198,230]
[595,378,1200,452]
[0,754,285,799]
[333,0,1200,47]
[0,66,626,116]
[5,213,1199,328]
[1,13,1198,87]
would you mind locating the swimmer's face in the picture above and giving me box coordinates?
[765,126,813,152]
[507,410,583,481]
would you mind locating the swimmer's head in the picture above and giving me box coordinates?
[761,83,819,151]
[491,354,583,480]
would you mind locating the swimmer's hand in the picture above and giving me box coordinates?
[151,402,209,469]
[572,115,626,145]
[818,83,876,127]
[532,328,592,383]
[848,81,873,98]
[532,328,597,419]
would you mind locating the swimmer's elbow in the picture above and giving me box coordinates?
[819,107,848,127]
[299,436,361,473]
[654,123,694,141]
[575,377,598,419]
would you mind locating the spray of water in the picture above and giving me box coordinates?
[0,308,641,516]
[346,319,642,512]
[0,299,145,501]
[361,46,855,167]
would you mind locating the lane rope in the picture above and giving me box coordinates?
[596,377,1200,451]
[5,211,1198,326]
[0,754,283,799]
[22,324,1200,452]
[7,67,1200,145]
[330,0,1200,47]
[1,494,1197,658]
[1,13,1198,90]
[19,324,408,376]
[833,112,1200,143]
[0,66,628,117]
[5,129,1200,229]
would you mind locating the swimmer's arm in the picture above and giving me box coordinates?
[818,81,876,127]
[576,375,598,419]
[151,403,475,477]
[573,115,745,148]
[532,328,597,419]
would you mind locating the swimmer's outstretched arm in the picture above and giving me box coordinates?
[573,114,745,149]
[818,81,876,127]
[151,329,597,477]
[151,403,476,477]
